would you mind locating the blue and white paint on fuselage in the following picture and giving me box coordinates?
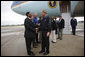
[11,1,60,17]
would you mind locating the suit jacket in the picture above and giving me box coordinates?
[24,17,36,38]
[40,15,51,32]
[51,20,57,30]
[70,19,77,27]
[58,19,65,29]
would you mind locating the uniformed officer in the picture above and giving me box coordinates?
[70,16,77,35]
[39,10,51,55]
[24,12,37,56]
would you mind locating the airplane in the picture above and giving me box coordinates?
[11,1,84,17]
[11,1,84,34]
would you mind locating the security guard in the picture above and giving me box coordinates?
[39,10,51,55]
[70,16,77,35]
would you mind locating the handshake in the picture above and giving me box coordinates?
[35,28,39,33]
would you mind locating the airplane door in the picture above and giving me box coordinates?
[59,1,70,13]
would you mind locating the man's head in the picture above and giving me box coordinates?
[26,12,32,18]
[51,16,54,20]
[41,10,47,16]
[58,16,62,19]
[72,16,75,19]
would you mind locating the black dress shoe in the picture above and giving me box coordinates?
[39,50,45,54]
[30,53,35,56]
[33,46,37,48]
[28,51,35,56]
[57,38,60,39]
[38,42,41,44]
[60,38,62,40]
[43,52,49,55]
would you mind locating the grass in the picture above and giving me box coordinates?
[1,25,24,27]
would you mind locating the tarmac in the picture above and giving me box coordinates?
[1,26,84,56]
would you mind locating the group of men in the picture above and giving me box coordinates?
[24,10,77,56]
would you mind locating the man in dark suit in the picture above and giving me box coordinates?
[24,12,37,56]
[39,10,51,55]
[70,16,77,35]
[57,16,65,40]
[51,16,57,43]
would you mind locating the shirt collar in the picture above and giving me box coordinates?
[27,17,31,19]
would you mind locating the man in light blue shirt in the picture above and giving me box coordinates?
[33,13,39,48]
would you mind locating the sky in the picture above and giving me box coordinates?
[1,1,84,26]
[1,1,26,25]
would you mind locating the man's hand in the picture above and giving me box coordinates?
[35,28,38,33]
[47,32,50,37]
[37,23,40,26]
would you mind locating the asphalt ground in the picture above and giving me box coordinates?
[1,26,84,56]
